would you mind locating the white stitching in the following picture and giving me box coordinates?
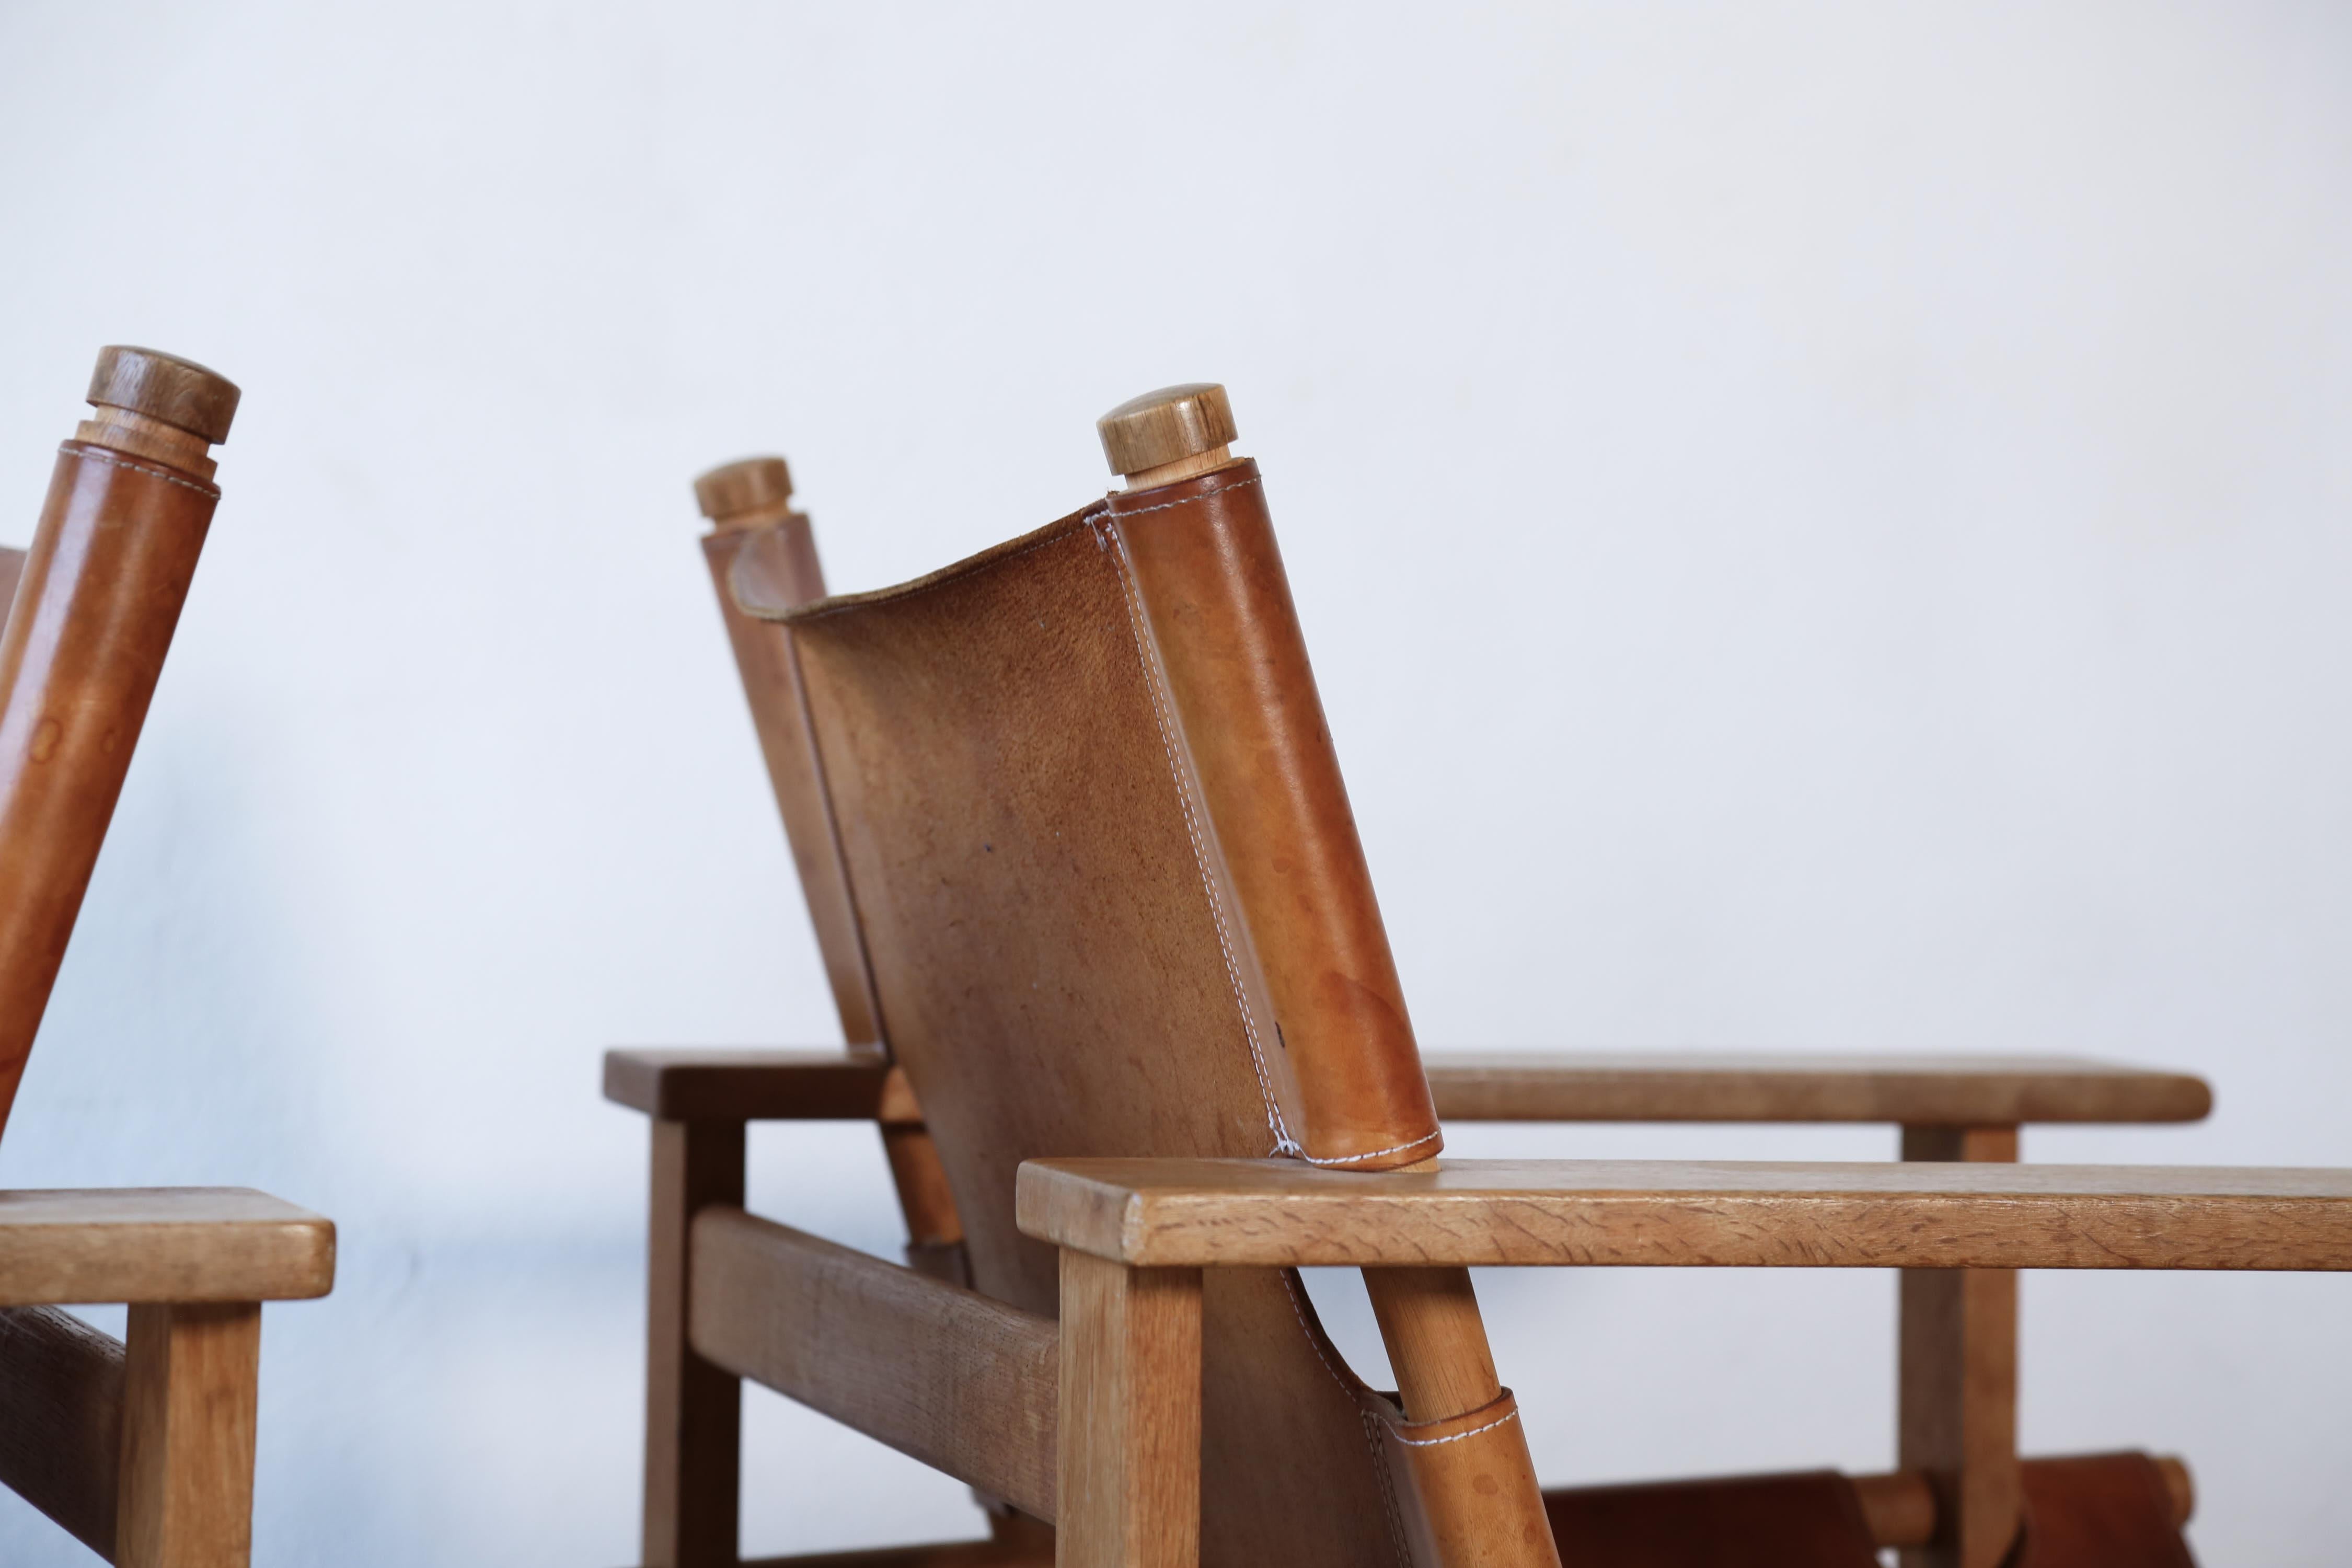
[1390,1404,1521,1448]
[1106,471,1264,521]
[1280,1273,1414,1568]
[1362,1409,1419,1568]
[1278,1269,1357,1395]
[61,443,217,499]
[1298,1128,1442,1168]
[1114,477,1443,1172]
[1104,521,1299,1156]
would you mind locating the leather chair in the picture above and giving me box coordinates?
[0,349,335,1568]
[606,384,2343,1568]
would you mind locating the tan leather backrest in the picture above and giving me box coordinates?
[734,464,1467,1566]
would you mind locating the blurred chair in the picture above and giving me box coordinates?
[0,348,335,1568]
[606,385,2342,1568]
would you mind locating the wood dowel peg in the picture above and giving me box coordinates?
[76,347,239,481]
[695,457,797,530]
[1097,383,1239,491]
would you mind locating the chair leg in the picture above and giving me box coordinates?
[1055,1251,1200,1568]
[116,1300,261,1568]
[1899,1125,2022,1568]
[645,1117,745,1568]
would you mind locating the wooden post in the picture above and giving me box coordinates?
[1899,1125,2021,1568]
[644,1117,745,1568]
[694,465,974,1286]
[116,1301,261,1568]
[1363,1265,1502,1421]
[1091,383,1555,1564]
[1056,1251,1201,1568]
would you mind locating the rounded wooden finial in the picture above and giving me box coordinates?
[1097,384,1237,483]
[694,457,794,524]
[86,346,239,445]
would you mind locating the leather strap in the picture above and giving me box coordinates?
[2010,1452,2197,1568]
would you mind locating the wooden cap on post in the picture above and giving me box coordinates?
[87,346,239,444]
[77,346,239,480]
[1097,383,1238,490]
[695,456,796,528]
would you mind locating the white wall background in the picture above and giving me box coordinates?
[2,1,2348,1561]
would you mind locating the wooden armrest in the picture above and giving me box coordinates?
[1016,1157,2352,1272]
[603,1047,898,1121]
[0,1189,335,1306]
[1423,1052,2211,1125]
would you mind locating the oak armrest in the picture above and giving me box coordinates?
[1423,1052,2211,1125]
[603,1048,897,1121]
[0,1189,336,1306]
[1016,1157,2352,1273]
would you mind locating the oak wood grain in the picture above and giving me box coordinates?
[0,1304,123,1557]
[1055,1252,1200,1568]
[605,1048,893,1122]
[701,510,885,1047]
[1363,1265,1500,1421]
[0,1189,334,1306]
[116,1301,259,1568]
[1899,1127,2021,1568]
[1016,1158,2352,1271]
[643,1120,744,1568]
[1423,1053,2210,1125]
[604,1049,2216,1128]
[688,1207,1059,1521]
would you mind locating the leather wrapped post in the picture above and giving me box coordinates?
[1099,385,1555,1568]
[1101,453,1440,1171]
[0,348,233,1138]
[1374,1389,1552,1568]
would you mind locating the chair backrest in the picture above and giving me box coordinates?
[0,347,238,1142]
[700,387,1555,1567]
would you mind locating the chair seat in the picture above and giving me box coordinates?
[0,1187,336,1305]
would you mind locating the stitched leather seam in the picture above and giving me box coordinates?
[1298,1127,1442,1168]
[1278,1268,1357,1396]
[1105,471,1264,521]
[1281,1272,1413,1568]
[1390,1405,1521,1448]
[1103,520,1297,1154]
[1362,1408,1419,1568]
[59,443,218,499]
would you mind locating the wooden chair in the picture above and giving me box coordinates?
[0,349,336,1568]
[606,385,2347,1568]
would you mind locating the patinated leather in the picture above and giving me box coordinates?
[1380,1389,1552,1567]
[1105,464,1444,1170]
[0,444,217,1139]
[774,499,1409,1563]
[2010,1452,2197,1568]
[723,458,2210,1567]
[1540,1470,1883,1567]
